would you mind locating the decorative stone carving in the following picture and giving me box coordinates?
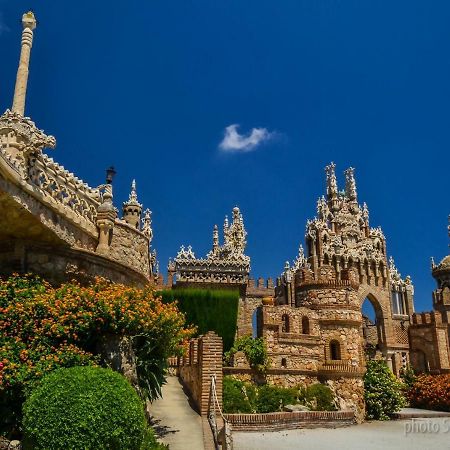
[173,207,250,285]
[142,208,153,242]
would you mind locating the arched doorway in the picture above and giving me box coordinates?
[361,295,385,359]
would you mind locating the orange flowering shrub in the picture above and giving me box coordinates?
[408,374,450,412]
[0,274,194,437]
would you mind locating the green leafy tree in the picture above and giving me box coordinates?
[364,360,406,420]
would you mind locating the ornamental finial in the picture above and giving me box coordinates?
[22,11,37,30]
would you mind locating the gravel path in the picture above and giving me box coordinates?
[233,418,450,450]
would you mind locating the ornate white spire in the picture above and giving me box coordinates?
[325,162,338,199]
[142,208,153,242]
[124,179,141,207]
[130,179,138,203]
[317,196,329,220]
[362,202,369,222]
[224,207,247,254]
[389,256,404,283]
[212,224,219,252]
[223,215,229,233]
[344,167,357,201]
[292,244,309,271]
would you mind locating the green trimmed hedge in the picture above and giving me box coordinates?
[157,288,239,352]
[22,366,162,450]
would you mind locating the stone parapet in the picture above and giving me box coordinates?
[411,311,445,326]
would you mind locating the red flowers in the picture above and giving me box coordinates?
[408,374,450,412]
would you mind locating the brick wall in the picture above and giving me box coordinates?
[223,410,355,431]
[179,331,223,415]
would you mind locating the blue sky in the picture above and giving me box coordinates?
[0,1,449,312]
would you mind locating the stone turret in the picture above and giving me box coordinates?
[122,180,142,229]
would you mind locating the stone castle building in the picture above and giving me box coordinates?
[0,12,156,286]
[169,164,447,421]
[1,12,449,420]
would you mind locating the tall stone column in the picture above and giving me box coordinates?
[12,12,37,116]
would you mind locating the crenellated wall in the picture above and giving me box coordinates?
[409,311,450,373]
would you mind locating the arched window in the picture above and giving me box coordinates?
[281,358,287,368]
[281,314,290,333]
[301,316,310,335]
[330,340,341,361]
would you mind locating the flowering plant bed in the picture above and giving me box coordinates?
[0,274,193,438]
[408,374,450,412]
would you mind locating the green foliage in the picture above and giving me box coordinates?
[22,366,149,450]
[223,377,254,413]
[399,364,417,391]
[157,288,239,352]
[0,275,192,438]
[364,360,406,420]
[140,427,168,450]
[224,335,269,372]
[255,384,297,413]
[222,376,335,414]
[298,383,336,411]
[133,333,168,401]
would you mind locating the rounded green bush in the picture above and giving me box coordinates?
[301,384,336,411]
[22,366,147,450]
[256,385,297,413]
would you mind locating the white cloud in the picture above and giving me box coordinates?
[219,124,274,152]
[0,13,10,36]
